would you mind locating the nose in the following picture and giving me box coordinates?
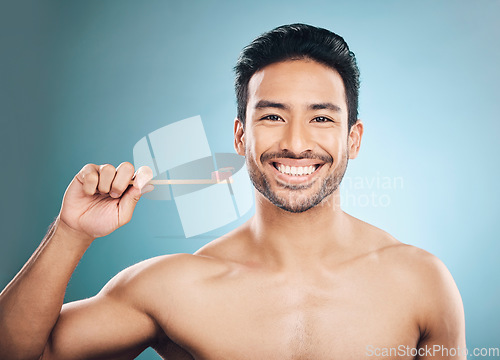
[279,121,313,154]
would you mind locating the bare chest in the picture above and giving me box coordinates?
[154,269,420,360]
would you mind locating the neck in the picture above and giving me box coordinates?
[248,190,352,271]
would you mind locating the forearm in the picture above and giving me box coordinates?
[0,217,94,360]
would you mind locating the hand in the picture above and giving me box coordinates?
[59,163,154,240]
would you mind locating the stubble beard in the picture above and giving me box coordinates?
[246,149,349,213]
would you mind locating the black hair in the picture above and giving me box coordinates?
[234,23,360,129]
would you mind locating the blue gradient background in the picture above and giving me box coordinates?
[1,1,499,358]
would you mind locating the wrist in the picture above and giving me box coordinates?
[54,216,96,248]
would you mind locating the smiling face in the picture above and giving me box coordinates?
[234,59,363,213]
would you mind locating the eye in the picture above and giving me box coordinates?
[261,114,284,122]
[311,116,334,123]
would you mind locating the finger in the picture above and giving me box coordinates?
[109,162,135,198]
[76,164,99,196]
[133,166,154,190]
[141,184,154,195]
[117,185,141,226]
[97,164,116,194]
[118,166,154,226]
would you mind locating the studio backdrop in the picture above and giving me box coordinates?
[1,1,499,359]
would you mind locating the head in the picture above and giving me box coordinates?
[233,24,363,213]
[234,23,360,131]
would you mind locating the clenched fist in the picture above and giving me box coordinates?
[59,162,154,240]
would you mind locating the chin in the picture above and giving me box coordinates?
[276,202,318,214]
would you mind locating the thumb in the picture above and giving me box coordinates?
[118,166,154,226]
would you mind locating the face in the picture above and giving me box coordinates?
[234,59,363,213]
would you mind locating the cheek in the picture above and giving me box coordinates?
[250,127,282,153]
[315,131,346,158]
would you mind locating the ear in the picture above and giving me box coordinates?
[234,118,246,156]
[348,120,364,159]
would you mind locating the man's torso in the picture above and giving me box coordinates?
[133,221,432,360]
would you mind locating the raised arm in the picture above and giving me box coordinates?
[0,163,154,360]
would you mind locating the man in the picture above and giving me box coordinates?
[0,24,465,360]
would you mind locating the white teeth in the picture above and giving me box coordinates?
[276,164,317,176]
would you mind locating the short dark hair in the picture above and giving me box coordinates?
[234,23,360,129]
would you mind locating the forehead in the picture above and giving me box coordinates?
[247,59,347,112]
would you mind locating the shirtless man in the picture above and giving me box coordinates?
[0,23,465,360]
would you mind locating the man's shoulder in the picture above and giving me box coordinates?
[109,252,229,287]
[389,243,462,307]
[104,224,252,299]
[99,252,232,309]
[379,242,455,291]
[356,217,462,311]
[353,218,465,340]
[353,216,443,268]
[352,216,457,294]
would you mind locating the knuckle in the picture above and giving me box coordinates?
[81,163,96,175]
[99,163,116,174]
[117,162,135,174]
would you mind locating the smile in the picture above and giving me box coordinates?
[273,163,319,176]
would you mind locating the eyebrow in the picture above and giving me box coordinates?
[254,100,290,111]
[254,100,342,113]
[309,102,342,113]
